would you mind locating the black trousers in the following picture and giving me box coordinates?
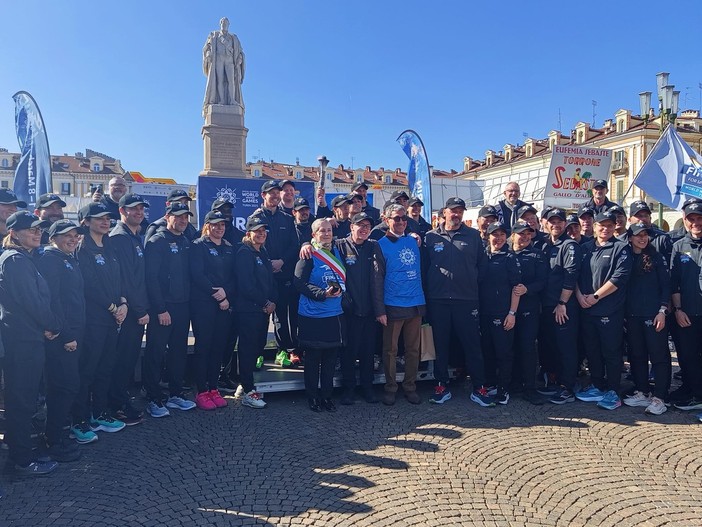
[73,321,119,421]
[540,304,580,390]
[581,310,624,392]
[480,314,515,389]
[235,311,269,393]
[220,314,240,380]
[143,302,190,402]
[191,301,233,393]
[342,315,378,390]
[45,336,81,446]
[429,301,485,387]
[273,278,298,351]
[2,338,44,466]
[109,313,145,411]
[626,316,671,399]
[304,347,337,399]
[675,315,702,398]
[513,308,540,390]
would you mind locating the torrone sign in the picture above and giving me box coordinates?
[544,145,613,209]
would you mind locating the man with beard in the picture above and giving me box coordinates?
[496,182,528,229]
[0,189,27,238]
[92,176,129,221]
[407,197,432,238]
[583,179,617,214]
[34,193,65,246]
[293,197,313,245]
[476,205,498,248]
[144,189,199,243]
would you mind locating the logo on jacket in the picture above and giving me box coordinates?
[209,248,219,257]
[255,257,263,266]
[345,254,356,266]
[471,309,479,318]
[681,252,692,263]
[600,316,610,325]
[63,259,73,270]
[399,247,416,266]
[492,318,502,326]
[169,243,179,254]
[95,253,106,265]
[135,245,143,257]
[433,242,444,252]
[645,319,654,327]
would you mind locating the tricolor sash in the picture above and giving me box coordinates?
[312,247,346,283]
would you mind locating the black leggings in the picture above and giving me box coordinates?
[626,316,671,399]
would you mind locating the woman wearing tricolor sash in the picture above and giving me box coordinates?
[294,219,346,413]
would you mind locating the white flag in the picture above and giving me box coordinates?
[634,124,702,210]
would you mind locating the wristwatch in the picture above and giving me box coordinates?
[508,310,516,316]
[659,307,669,315]
[558,300,567,306]
[593,294,600,300]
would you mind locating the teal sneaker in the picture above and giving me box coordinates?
[575,385,606,402]
[90,413,126,433]
[69,421,98,444]
[597,390,622,410]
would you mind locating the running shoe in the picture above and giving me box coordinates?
[549,388,575,405]
[697,411,702,423]
[255,356,264,370]
[114,404,143,426]
[166,395,196,411]
[470,386,496,407]
[208,389,227,408]
[90,413,126,433]
[623,391,651,407]
[242,390,266,409]
[146,400,170,418]
[429,383,452,404]
[673,397,702,411]
[597,390,622,410]
[13,460,58,476]
[645,397,667,415]
[69,421,98,444]
[217,377,238,394]
[495,388,509,405]
[274,350,292,367]
[575,385,606,402]
[195,391,216,411]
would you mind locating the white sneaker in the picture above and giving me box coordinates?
[166,396,196,411]
[623,391,651,407]
[242,391,266,409]
[645,397,667,415]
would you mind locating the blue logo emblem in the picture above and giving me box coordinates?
[95,253,106,265]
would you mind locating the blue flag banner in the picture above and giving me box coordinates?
[633,124,702,209]
[197,177,315,230]
[397,129,432,222]
[12,91,53,210]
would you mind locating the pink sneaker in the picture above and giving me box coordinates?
[208,389,227,408]
[196,391,216,411]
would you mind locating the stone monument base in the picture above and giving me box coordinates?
[201,104,248,178]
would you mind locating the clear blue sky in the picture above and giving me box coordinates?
[1,0,701,184]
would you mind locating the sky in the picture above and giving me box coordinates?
[1,0,701,185]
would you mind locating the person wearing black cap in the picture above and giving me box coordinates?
[233,216,277,409]
[628,200,673,262]
[622,222,671,415]
[577,205,595,238]
[424,197,495,406]
[331,195,353,239]
[389,190,422,235]
[143,189,198,243]
[0,188,28,238]
[250,180,301,366]
[293,197,313,245]
[496,182,528,228]
[575,210,633,410]
[279,180,296,215]
[0,211,60,475]
[34,193,66,246]
[189,211,236,411]
[608,205,628,239]
[516,204,547,252]
[510,221,548,403]
[210,197,244,247]
[73,202,127,435]
[407,197,432,238]
[669,198,702,414]
[350,182,380,222]
[335,212,382,405]
[143,202,197,417]
[476,205,498,248]
[107,193,150,426]
[565,214,584,244]
[540,208,582,404]
[37,220,87,454]
[479,222,522,405]
[539,206,553,233]
[584,179,617,214]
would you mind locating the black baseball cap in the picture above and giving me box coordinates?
[486,222,507,235]
[408,197,424,207]
[351,182,369,192]
[331,195,352,208]
[512,221,534,234]
[629,200,651,216]
[390,190,410,202]
[517,204,538,218]
[350,212,375,226]
[478,205,498,218]
[593,179,608,189]
[261,180,281,193]
[683,198,702,216]
[204,210,228,224]
[0,189,27,208]
[577,205,595,218]
[245,216,268,232]
[565,214,580,228]
[546,208,567,221]
[78,202,112,221]
[48,219,84,237]
[628,222,652,237]
[540,206,554,220]
[167,189,191,202]
[279,180,295,189]
[6,211,50,231]
[37,193,66,208]
[165,203,193,216]
[293,197,310,211]
[608,205,626,217]
[211,198,233,211]
[119,193,150,208]
[446,197,466,209]
[594,210,617,223]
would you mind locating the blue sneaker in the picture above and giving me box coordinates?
[470,386,496,407]
[166,395,196,411]
[597,390,622,410]
[697,412,702,423]
[146,400,171,418]
[69,421,98,444]
[549,387,575,405]
[90,413,126,433]
[429,383,452,404]
[575,385,606,402]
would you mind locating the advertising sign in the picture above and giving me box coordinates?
[131,182,192,224]
[544,145,612,209]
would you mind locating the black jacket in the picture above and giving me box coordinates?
[0,248,60,343]
[626,249,670,317]
[542,233,581,308]
[295,221,312,245]
[189,237,236,305]
[584,197,617,215]
[362,204,381,222]
[333,219,351,240]
[514,245,548,314]
[335,236,381,317]
[478,247,522,316]
[144,227,190,313]
[423,224,484,304]
[78,235,123,326]
[37,247,85,345]
[109,221,149,319]
[249,207,299,279]
[233,242,277,313]
[578,237,632,316]
[496,198,528,228]
[144,217,199,244]
[670,234,702,316]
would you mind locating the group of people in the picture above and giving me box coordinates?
[0,174,701,480]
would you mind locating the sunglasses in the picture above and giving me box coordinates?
[389,216,407,222]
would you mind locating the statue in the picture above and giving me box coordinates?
[203,17,245,111]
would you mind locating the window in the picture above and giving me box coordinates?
[1,180,8,189]
[356,173,363,183]
[60,182,71,195]
[326,171,332,181]
[1,159,8,168]
[254,169,260,177]
[93,163,101,172]
[295,171,302,180]
[616,179,624,203]
[384,174,392,184]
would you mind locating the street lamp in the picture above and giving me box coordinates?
[317,155,329,189]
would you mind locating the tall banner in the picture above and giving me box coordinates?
[397,130,432,222]
[632,124,702,209]
[12,91,53,209]
[197,177,314,230]
[544,145,613,209]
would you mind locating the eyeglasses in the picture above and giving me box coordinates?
[388,216,407,222]
[354,223,371,230]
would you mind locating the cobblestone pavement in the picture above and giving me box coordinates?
[1,381,701,527]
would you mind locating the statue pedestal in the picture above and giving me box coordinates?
[201,104,248,178]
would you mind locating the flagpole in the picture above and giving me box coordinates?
[621,124,671,204]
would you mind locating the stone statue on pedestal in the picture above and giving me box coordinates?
[203,17,245,112]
